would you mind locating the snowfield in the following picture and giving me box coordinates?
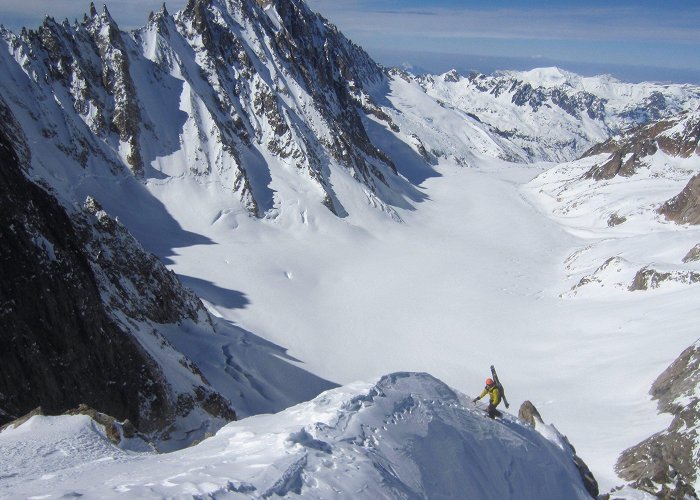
[134,74,700,491]
[0,373,594,499]
[155,151,698,491]
[1,1,699,494]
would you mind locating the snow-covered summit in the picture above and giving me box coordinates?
[497,66,584,89]
[0,372,594,499]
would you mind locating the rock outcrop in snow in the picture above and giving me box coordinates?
[616,340,700,499]
[518,400,599,498]
[583,111,700,182]
[0,372,596,499]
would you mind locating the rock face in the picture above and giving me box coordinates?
[0,0,403,220]
[518,400,544,427]
[1,405,137,446]
[583,112,700,181]
[616,341,700,498]
[517,400,599,498]
[659,173,700,225]
[683,244,700,263]
[577,110,700,226]
[0,117,233,441]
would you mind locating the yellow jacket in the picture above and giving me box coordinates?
[478,385,501,406]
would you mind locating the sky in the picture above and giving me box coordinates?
[0,0,699,83]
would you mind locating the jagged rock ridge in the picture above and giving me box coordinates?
[0,0,409,219]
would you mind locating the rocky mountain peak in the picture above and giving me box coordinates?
[0,0,406,220]
[148,3,171,26]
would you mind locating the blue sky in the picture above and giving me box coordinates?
[1,0,698,83]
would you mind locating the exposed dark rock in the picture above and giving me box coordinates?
[516,401,598,498]
[0,407,44,432]
[629,266,700,291]
[64,404,123,444]
[682,244,700,263]
[656,115,700,158]
[2,404,141,446]
[583,112,699,186]
[629,267,672,291]
[77,196,207,325]
[0,407,15,426]
[0,113,234,439]
[0,125,168,430]
[618,91,670,124]
[607,213,627,227]
[583,135,658,180]
[616,341,700,499]
[659,173,700,225]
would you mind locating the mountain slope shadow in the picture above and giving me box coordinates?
[75,174,214,266]
[178,275,250,310]
[364,116,441,189]
[163,317,338,418]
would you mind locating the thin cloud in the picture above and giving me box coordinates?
[307,2,700,44]
[373,10,438,16]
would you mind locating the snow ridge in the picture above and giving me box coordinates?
[0,373,593,499]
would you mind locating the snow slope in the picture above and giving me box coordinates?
[0,373,592,499]
[144,72,700,491]
[1,0,699,494]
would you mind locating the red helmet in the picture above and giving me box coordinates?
[485,378,494,386]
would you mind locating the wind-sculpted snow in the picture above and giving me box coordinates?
[0,373,592,499]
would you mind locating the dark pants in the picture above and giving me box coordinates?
[487,403,502,419]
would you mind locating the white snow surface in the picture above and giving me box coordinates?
[1,5,700,492]
[141,71,700,492]
[0,373,592,499]
[4,66,699,494]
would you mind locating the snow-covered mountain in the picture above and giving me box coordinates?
[2,0,700,497]
[417,67,700,162]
[0,115,334,449]
[0,0,416,222]
[527,109,700,298]
[0,372,595,499]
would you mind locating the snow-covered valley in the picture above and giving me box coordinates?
[1,0,700,497]
[145,141,699,492]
